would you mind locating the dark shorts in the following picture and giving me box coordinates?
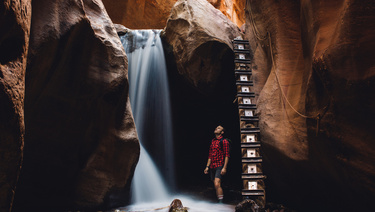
[210,166,223,181]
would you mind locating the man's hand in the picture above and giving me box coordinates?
[221,167,227,175]
[204,167,209,174]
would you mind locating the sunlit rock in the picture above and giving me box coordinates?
[102,0,177,29]
[162,0,241,94]
[244,0,375,210]
[102,0,245,29]
[207,0,246,27]
[0,1,31,211]
[13,0,139,210]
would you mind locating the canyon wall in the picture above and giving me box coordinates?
[244,0,375,210]
[2,0,374,211]
[160,0,375,210]
[101,0,245,29]
[0,0,140,211]
[0,1,31,211]
[101,0,176,29]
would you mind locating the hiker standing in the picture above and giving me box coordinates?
[204,125,230,203]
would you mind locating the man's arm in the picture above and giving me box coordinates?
[221,139,230,175]
[221,156,229,175]
[204,158,211,174]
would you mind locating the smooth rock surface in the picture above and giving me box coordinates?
[102,0,176,29]
[244,0,375,210]
[102,0,245,29]
[162,0,241,94]
[207,0,246,28]
[13,0,139,210]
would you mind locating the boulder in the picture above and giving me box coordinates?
[169,199,188,212]
[162,0,241,94]
[0,0,31,211]
[235,199,258,212]
[244,0,375,210]
[13,0,139,210]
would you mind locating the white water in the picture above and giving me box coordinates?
[120,30,235,211]
[118,196,235,212]
[131,145,170,203]
[120,30,174,203]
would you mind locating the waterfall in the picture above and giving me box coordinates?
[120,30,175,203]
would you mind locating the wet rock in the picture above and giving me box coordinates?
[169,199,188,212]
[0,0,31,211]
[114,24,130,36]
[244,0,375,210]
[235,199,260,212]
[12,0,139,210]
[162,0,241,94]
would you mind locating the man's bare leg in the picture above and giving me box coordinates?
[214,178,224,202]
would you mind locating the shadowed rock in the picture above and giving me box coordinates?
[0,0,31,211]
[244,0,375,210]
[12,0,139,211]
[235,199,259,212]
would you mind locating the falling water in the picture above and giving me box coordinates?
[120,30,175,203]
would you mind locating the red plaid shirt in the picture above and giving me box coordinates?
[208,136,230,169]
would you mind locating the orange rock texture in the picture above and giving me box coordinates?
[207,0,246,28]
[244,0,375,210]
[102,0,245,29]
[0,1,31,211]
[101,0,177,29]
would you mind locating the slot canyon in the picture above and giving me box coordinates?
[0,0,374,211]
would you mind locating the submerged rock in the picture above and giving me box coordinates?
[169,199,188,212]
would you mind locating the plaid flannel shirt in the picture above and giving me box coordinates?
[208,136,230,169]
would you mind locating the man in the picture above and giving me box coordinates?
[204,125,230,203]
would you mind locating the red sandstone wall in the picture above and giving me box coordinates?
[244,0,375,210]
[101,0,245,29]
